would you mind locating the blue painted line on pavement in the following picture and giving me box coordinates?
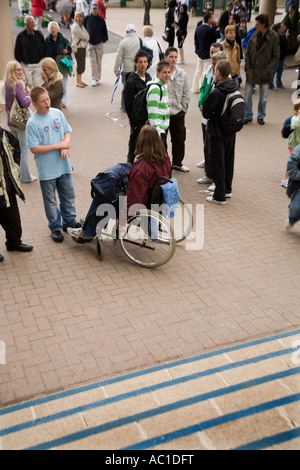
[233,427,300,450]
[1,328,299,416]
[121,394,300,450]
[0,347,297,437]
[23,368,300,450]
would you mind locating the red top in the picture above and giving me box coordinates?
[96,0,107,19]
[120,154,171,224]
[31,0,46,17]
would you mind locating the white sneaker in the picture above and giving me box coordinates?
[180,165,190,172]
[206,195,226,205]
[197,176,213,184]
[172,165,190,172]
[196,161,205,168]
[67,227,93,243]
[209,191,232,198]
[208,183,216,191]
[92,79,99,87]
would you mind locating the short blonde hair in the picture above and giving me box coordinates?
[75,12,83,22]
[143,26,154,37]
[30,86,49,103]
[225,25,236,35]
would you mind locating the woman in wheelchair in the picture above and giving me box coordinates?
[67,126,171,243]
[119,125,171,229]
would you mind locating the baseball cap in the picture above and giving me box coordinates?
[91,2,98,8]
[125,24,136,33]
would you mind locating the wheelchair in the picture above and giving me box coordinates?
[95,176,193,268]
[70,168,193,269]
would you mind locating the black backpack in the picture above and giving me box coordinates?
[131,82,163,127]
[219,90,245,135]
[139,38,153,67]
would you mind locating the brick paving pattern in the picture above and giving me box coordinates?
[0,4,299,408]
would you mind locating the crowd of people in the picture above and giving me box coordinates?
[1,0,300,263]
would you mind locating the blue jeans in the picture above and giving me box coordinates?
[62,74,68,105]
[82,198,100,237]
[40,173,77,232]
[273,59,284,88]
[288,190,300,225]
[245,82,269,120]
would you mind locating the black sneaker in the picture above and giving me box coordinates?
[62,222,82,233]
[0,254,4,262]
[51,231,64,243]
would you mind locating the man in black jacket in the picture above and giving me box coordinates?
[84,3,108,86]
[0,125,33,262]
[124,51,152,163]
[218,1,234,41]
[192,11,220,93]
[14,15,45,87]
[203,59,238,205]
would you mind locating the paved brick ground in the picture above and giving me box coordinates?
[0,4,299,407]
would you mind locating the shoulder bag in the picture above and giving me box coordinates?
[10,82,30,129]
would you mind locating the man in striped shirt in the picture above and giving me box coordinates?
[146,60,171,150]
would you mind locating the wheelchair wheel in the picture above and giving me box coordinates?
[96,237,104,260]
[119,210,176,268]
[172,198,193,243]
[157,198,193,244]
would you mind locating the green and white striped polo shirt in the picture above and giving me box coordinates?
[146,78,170,134]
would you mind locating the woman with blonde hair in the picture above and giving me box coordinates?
[40,57,64,110]
[71,12,90,87]
[4,60,36,184]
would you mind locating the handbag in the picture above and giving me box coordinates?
[56,55,74,77]
[9,83,30,129]
[162,28,170,42]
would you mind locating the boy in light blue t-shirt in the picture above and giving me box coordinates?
[26,87,80,243]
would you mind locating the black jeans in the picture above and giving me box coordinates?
[0,192,22,249]
[166,111,186,167]
[127,122,143,164]
[202,123,212,179]
[209,133,236,202]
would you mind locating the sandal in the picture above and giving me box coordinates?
[76,84,85,88]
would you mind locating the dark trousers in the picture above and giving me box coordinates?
[166,111,186,167]
[202,123,212,179]
[143,1,151,25]
[0,193,22,249]
[209,133,236,202]
[127,122,143,164]
[246,0,253,21]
